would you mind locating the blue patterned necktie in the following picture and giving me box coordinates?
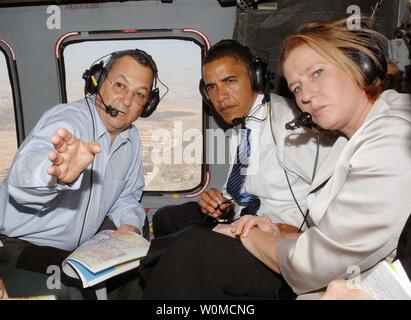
[226,126,261,215]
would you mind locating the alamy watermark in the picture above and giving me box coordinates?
[149,121,260,175]
[46,5,61,30]
[46,265,61,290]
[346,264,362,290]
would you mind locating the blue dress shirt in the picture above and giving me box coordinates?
[0,98,146,251]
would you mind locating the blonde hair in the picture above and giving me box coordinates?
[278,18,401,102]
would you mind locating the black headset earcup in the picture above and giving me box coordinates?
[199,79,213,107]
[250,58,268,93]
[346,49,380,85]
[83,61,105,95]
[345,39,387,86]
[140,87,160,118]
[135,49,160,118]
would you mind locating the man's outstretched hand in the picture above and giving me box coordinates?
[47,128,101,184]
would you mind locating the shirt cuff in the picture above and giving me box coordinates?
[54,172,83,191]
[276,237,299,291]
[116,215,144,233]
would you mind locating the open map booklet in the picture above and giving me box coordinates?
[359,259,411,300]
[62,230,150,288]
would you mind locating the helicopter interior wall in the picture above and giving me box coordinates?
[233,0,403,96]
[0,0,235,133]
[0,0,140,6]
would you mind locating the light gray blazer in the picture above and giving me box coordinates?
[276,90,411,297]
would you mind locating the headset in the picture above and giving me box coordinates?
[198,39,272,107]
[286,33,388,132]
[344,36,388,86]
[82,49,160,118]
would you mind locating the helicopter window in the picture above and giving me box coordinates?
[62,39,203,192]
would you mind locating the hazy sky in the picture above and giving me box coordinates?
[64,38,202,103]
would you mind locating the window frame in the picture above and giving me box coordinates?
[55,29,210,195]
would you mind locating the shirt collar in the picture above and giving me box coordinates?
[244,94,267,131]
[364,89,398,124]
[118,125,133,142]
[86,97,132,143]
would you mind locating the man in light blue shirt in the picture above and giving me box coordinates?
[0,49,158,270]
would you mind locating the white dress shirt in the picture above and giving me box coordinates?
[222,93,337,227]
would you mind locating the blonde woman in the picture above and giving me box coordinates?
[238,18,411,299]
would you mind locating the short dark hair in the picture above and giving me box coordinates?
[103,49,157,85]
[203,39,254,69]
